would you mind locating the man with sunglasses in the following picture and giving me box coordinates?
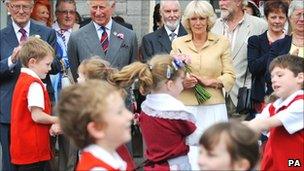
[0,0,61,170]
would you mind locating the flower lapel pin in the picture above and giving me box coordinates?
[113,31,124,40]
[33,35,41,39]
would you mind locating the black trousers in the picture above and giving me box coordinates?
[13,161,50,171]
[0,123,13,171]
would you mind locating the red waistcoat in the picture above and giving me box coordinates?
[261,95,304,170]
[10,72,52,164]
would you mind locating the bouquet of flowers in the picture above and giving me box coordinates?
[173,54,211,104]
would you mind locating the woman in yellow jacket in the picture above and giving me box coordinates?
[171,1,235,169]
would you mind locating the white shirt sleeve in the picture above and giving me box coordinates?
[27,82,45,111]
[255,104,271,136]
[274,100,304,134]
[255,104,271,120]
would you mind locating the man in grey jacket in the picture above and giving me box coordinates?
[67,0,138,81]
[212,0,267,119]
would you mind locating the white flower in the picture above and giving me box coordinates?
[113,31,124,40]
[33,35,41,39]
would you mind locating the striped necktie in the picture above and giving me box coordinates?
[100,26,109,54]
[58,29,67,44]
[19,28,27,43]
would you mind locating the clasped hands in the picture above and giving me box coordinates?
[183,73,223,89]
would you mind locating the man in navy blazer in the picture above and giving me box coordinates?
[141,0,187,62]
[0,0,61,169]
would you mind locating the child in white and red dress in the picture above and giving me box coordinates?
[57,80,133,171]
[245,55,304,171]
[10,37,61,170]
[111,54,199,170]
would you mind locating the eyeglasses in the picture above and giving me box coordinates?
[57,10,76,15]
[9,4,32,12]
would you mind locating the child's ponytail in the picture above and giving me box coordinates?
[110,62,154,95]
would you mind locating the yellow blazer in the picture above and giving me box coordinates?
[171,32,236,106]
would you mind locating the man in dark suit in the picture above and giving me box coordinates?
[0,0,61,170]
[141,0,187,62]
[67,0,138,81]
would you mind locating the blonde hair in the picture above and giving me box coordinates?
[19,37,54,67]
[57,80,122,149]
[78,56,116,81]
[110,54,185,95]
[182,1,217,33]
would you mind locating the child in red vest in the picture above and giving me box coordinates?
[245,55,304,170]
[10,37,61,170]
[57,80,133,171]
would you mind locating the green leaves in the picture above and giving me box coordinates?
[185,65,211,104]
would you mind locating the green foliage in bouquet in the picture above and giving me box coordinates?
[184,65,211,104]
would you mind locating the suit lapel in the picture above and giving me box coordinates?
[106,21,123,60]
[3,25,19,49]
[178,25,187,37]
[29,22,41,36]
[83,22,105,57]
[232,18,250,60]
[157,27,171,53]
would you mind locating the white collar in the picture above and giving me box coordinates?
[93,19,113,32]
[52,21,72,33]
[164,24,180,37]
[273,90,304,111]
[12,20,30,35]
[21,68,42,80]
[141,93,195,122]
[83,144,126,170]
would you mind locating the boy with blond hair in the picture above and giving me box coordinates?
[245,55,303,170]
[10,37,61,170]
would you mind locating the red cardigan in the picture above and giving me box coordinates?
[139,111,196,170]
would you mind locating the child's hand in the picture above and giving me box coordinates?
[11,46,22,64]
[49,123,62,136]
[242,120,263,134]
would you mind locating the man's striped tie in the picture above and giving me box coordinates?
[100,26,109,54]
[19,28,27,43]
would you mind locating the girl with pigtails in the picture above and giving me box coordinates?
[110,54,199,170]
